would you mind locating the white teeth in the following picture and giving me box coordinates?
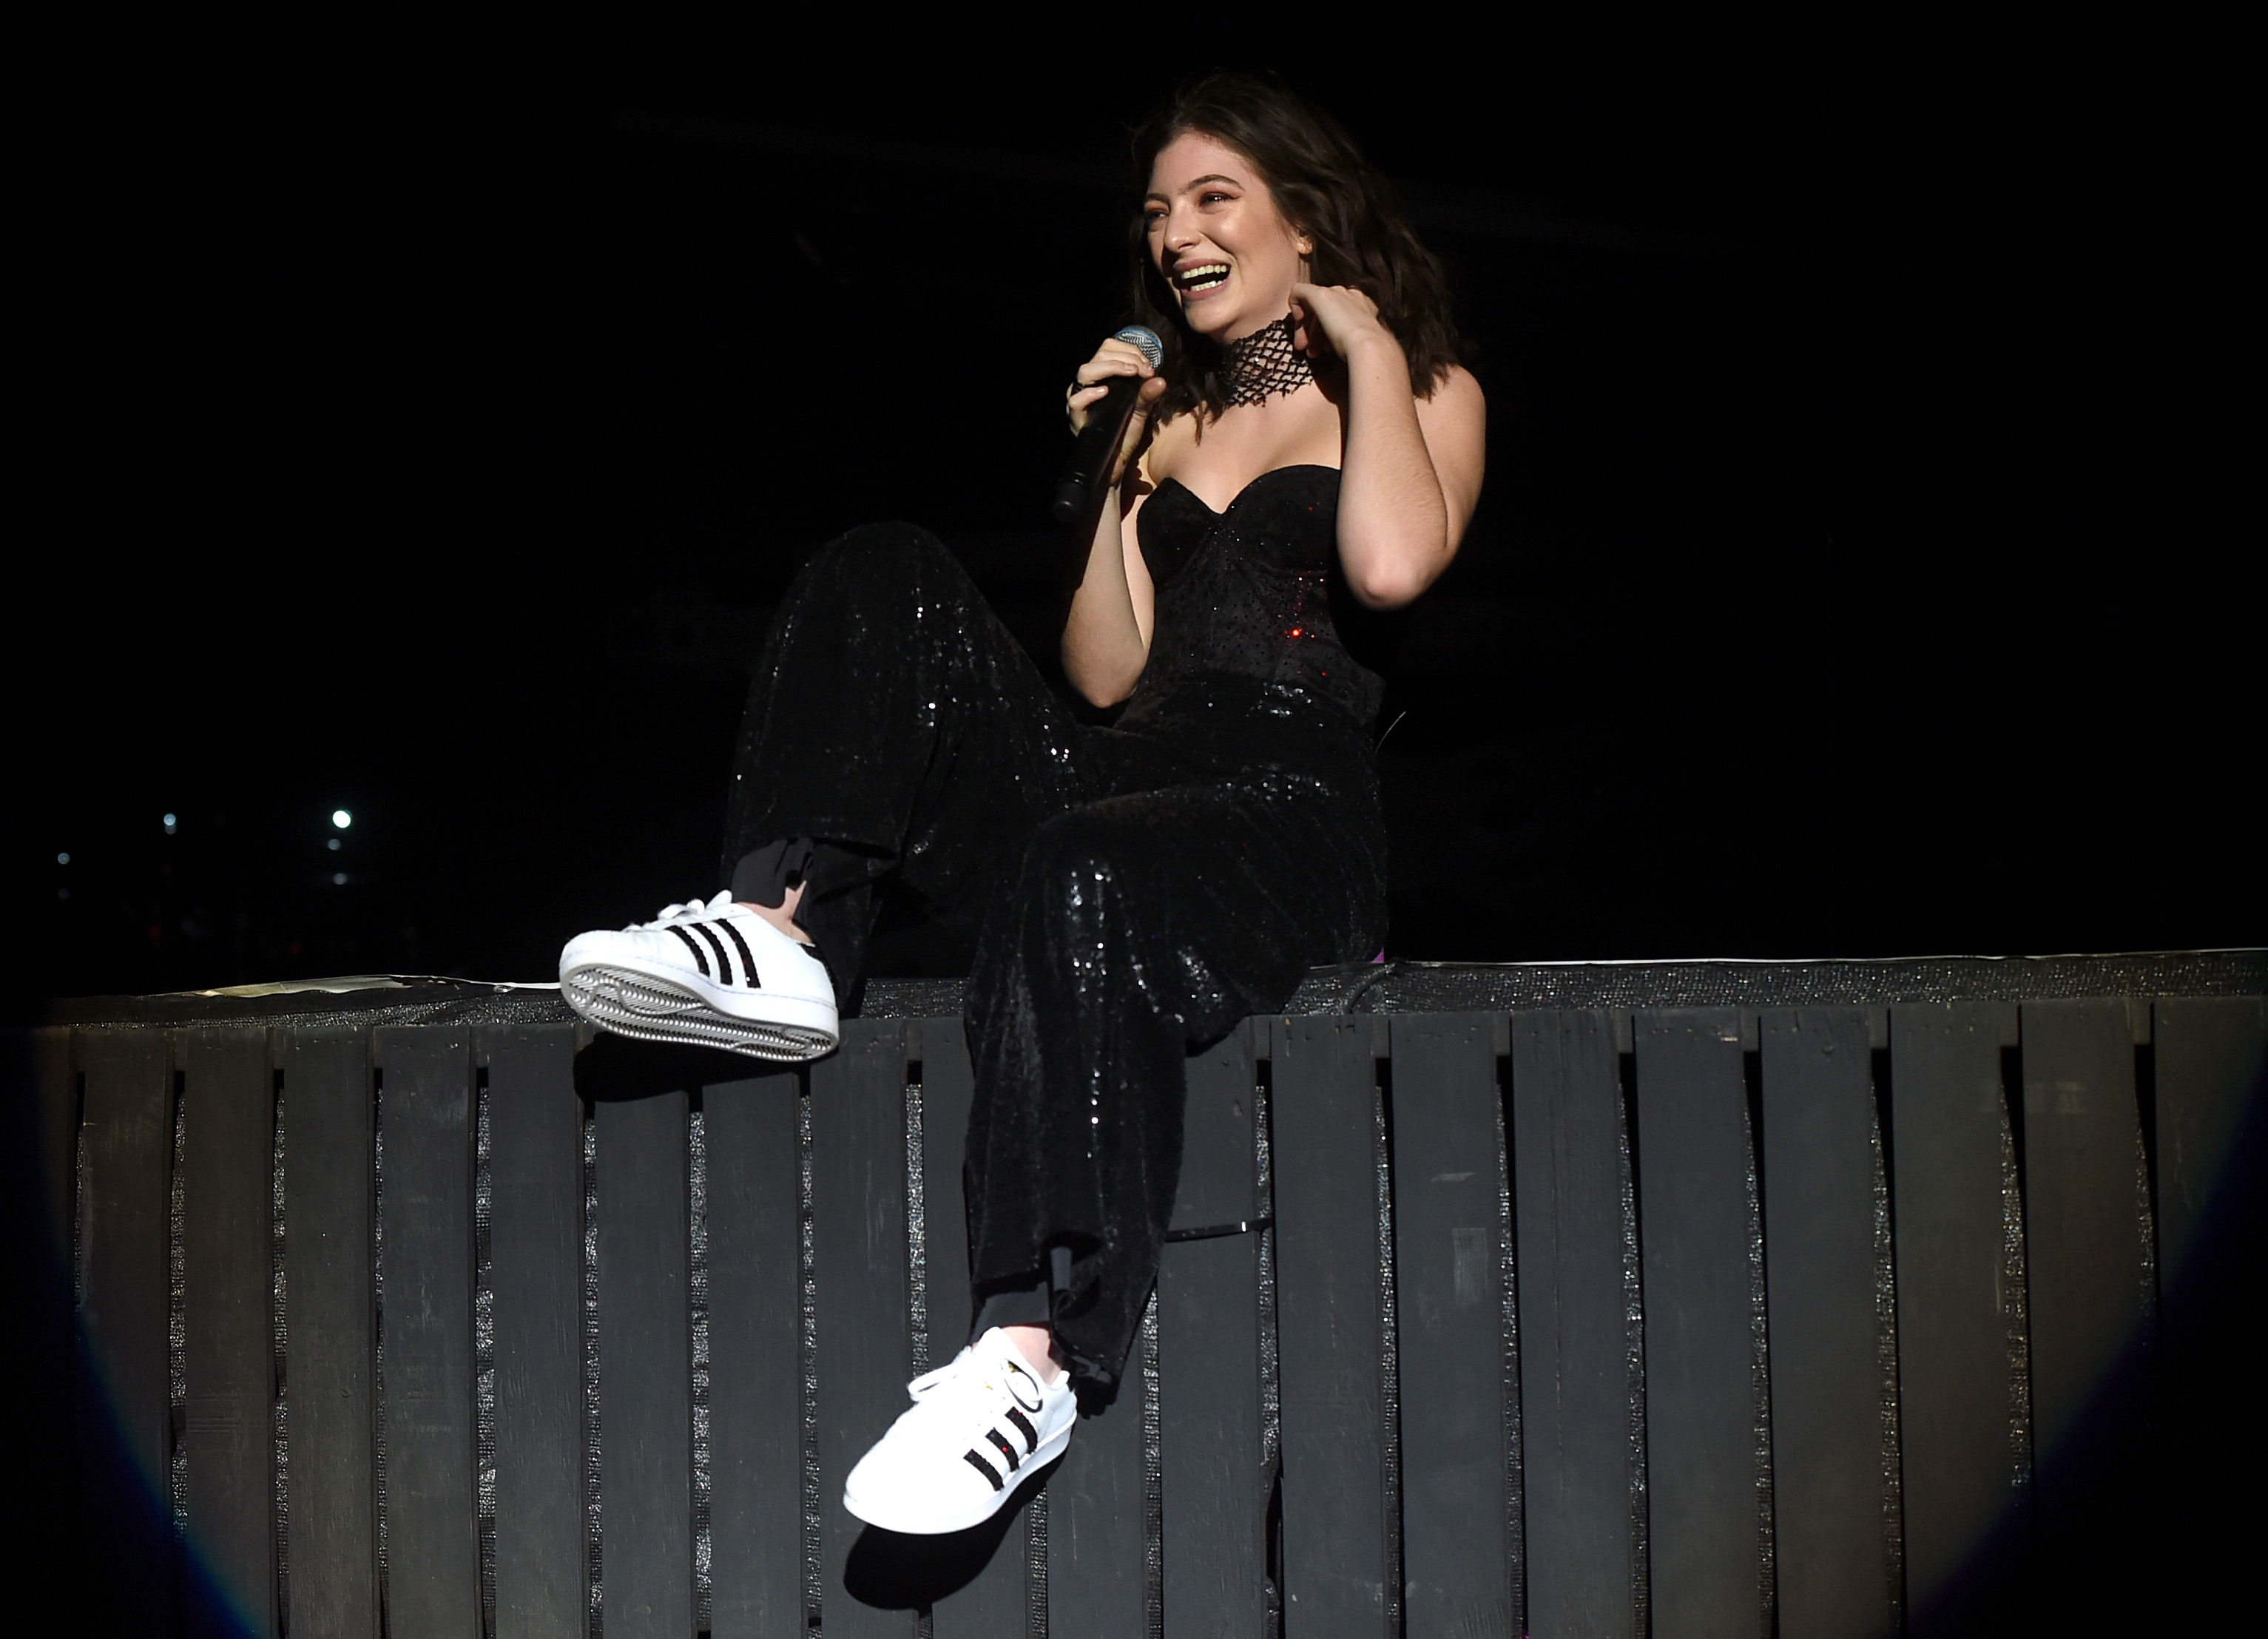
[1176,263,1230,288]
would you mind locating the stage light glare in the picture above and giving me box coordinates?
[334,872,348,885]
[163,814,178,834]
[332,809,353,829]
[58,852,70,865]
[328,839,341,851]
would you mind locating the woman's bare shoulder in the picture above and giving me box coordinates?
[1422,363,1485,415]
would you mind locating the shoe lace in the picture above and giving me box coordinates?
[905,1344,1051,1411]
[907,1354,968,1399]
[635,892,735,930]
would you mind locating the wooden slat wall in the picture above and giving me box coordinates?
[1633,1009,1763,1638]
[1158,1021,1269,1638]
[482,1024,585,1639]
[810,1021,914,1639]
[1890,1001,2023,1634]
[1044,1322,1150,1639]
[1511,1008,1636,1639]
[2153,995,2267,1611]
[33,983,2252,1636]
[597,1087,695,1638]
[76,1027,179,1635]
[1272,1015,1392,1637]
[706,1063,806,1638]
[281,1029,379,1639]
[922,1017,1042,1639]
[1760,1007,1891,1639]
[2154,995,2266,1388]
[374,1026,481,1638]
[1389,1013,1514,1636]
[2019,999,2149,1616]
[180,1028,278,1639]
[17,1029,82,1629]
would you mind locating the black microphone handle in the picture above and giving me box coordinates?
[1051,374,1144,525]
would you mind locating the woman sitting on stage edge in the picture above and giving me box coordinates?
[558,70,1484,1535]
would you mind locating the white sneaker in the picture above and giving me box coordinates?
[558,891,838,1061]
[842,1328,1076,1535]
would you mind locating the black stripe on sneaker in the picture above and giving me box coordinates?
[985,1427,1022,1472]
[717,918,763,987]
[1004,1406,1039,1453]
[962,1449,1005,1491]
[692,922,735,983]
[667,925,712,978]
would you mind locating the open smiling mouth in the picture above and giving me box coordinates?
[1173,262,1230,295]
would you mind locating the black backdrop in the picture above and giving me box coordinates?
[7,17,2257,1015]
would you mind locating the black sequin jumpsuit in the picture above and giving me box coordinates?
[722,464,1386,1390]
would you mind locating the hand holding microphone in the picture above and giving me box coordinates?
[1053,326,1167,524]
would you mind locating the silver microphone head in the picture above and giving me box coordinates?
[1114,325,1165,368]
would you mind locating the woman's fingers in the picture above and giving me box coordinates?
[1067,337,1159,430]
[1067,328,1163,431]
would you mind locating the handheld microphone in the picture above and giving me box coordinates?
[1052,325,1165,525]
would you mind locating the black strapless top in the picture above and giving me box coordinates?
[1128,464,1386,731]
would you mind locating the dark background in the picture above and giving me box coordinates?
[7,17,2257,1017]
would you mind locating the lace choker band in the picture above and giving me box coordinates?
[1221,314,1315,408]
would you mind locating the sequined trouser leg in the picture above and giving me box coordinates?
[722,522,1385,1390]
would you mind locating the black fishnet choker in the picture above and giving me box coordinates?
[1221,314,1314,408]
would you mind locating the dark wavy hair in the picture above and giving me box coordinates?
[1129,72,1465,426]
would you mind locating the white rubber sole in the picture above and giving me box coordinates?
[561,959,837,1061]
[841,1419,1074,1535]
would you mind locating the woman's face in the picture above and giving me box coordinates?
[1145,130,1311,343]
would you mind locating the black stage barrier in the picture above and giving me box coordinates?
[10,951,2261,1637]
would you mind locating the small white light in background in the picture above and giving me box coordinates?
[333,872,348,886]
[328,838,341,851]
[332,809,353,830]
[57,852,70,865]
[163,814,178,834]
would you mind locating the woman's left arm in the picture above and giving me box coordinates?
[1292,282,1487,609]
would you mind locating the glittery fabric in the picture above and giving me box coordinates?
[722,499,1386,1389]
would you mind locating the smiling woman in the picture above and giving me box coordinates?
[556,70,1482,1541]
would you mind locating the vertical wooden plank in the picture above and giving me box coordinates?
[482,1025,585,1639]
[1890,1001,2023,1632]
[598,1087,695,1639]
[180,1028,279,1638]
[811,1020,913,1639]
[1045,1355,1149,1639]
[76,1027,180,1632]
[32,1027,78,1299]
[375,1025,480,1638]
[706,1064,807,1639]
[2154,996,2267,1314]
[1634,1008,1761,1638]
[1158,1022,1267,1639]
[1389,1013,1513,1636]
[1272,1014,1390,1635]
[1761,1007,1891,1639]
[2019,998,2147,1612]
[1511,1009,1634,1639]
[922,1017,1039,1639]
[2153,995,2267,1611]
[282,1029,379,1639]
[4,1027,84,1635]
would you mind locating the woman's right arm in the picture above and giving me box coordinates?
[1060,337,1168,706]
